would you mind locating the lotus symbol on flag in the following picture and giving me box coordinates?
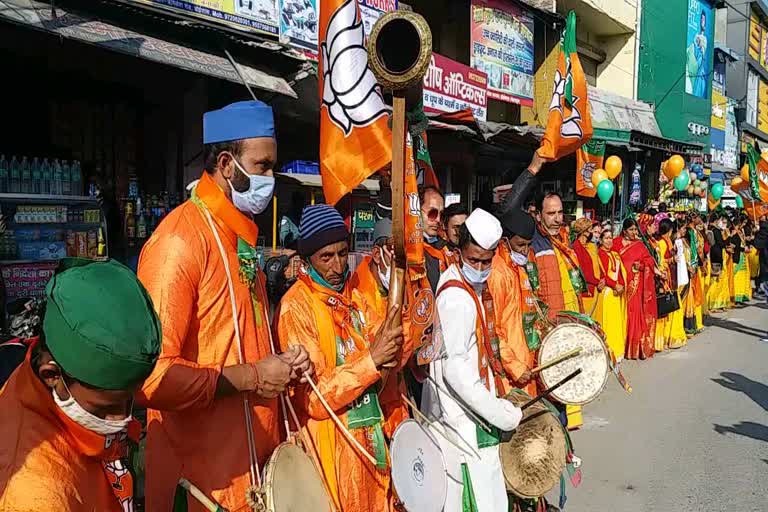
[549,69,583,139]
[321,0,389,136]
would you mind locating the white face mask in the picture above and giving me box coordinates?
[377,259,391,291]
[510,250,528,266]
[461,261,491,285]
[52,378,132,435]
[229,156,275,215]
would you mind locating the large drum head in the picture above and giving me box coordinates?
[501,392,567,499]
[262,443,333,512]
[390,419,447,512]
[539,323,610,405]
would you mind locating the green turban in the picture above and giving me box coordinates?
[43,258,161,390]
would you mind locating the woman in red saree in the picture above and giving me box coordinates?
[613,218,657,360]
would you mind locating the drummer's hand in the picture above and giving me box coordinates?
[279,345,314,383]
[370,304,404,368]
[252,355,292,398]
[518,370,533,386]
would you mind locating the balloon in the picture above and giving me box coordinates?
[674,171,690,191]
[686,185,694,195]
[711,182,724,200]
[689,171,697,182]
[701,179,708,188]
[591,168,608,187]
[700,190,707,198]
[735,195,744,208]
[741,164,750,182]
[666,155,685,178]
[597,179,614,204]
[693,186,701,195]
[693,179,701,188]
[605,156,622,179]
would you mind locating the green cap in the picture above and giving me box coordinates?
[43,258,161,390]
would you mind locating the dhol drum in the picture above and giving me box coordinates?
[254,442,334,512]
[500,391,567,499]
[390,419,448,512]
[537,315,611,406]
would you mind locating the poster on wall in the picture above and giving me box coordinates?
[279,0,318,52]
[423,53,488,121]
[469,0,534,106]
[685,0,713,99]
[758,79,768,133]
[131,0,279,35]
[359,0,398,38]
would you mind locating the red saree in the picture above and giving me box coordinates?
[614,236,656,360]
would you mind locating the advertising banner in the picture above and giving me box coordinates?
[359,0,398,38]
[470,0,534,106]
[423,53,488,121]
[685,0,714,99]
[1,262,57,300]
[131,0,279,35]
[279,0,318,52]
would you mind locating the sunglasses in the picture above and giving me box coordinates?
[423,207,443,221]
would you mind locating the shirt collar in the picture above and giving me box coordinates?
[196,171,259,247]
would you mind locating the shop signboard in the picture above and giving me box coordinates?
[1,262,57,300]
[711,57,726,132]
[359,0,398,38]
[759,79,768,134]
[423,53,488,122]
[588,87,662,137]
[685,0,714,99]
[131,0,279,35]
[279,0,318,52]
[750,11,762,62]
[469,0,534,106]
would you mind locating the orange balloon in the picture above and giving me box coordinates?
[740,164,750,182]
[604,156,622,179]
[666,155,685,178]
[591,168,608,187]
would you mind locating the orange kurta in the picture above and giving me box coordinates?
[0,356,125,511]
[137,172,280,512]
[348,256,413,438]
[277,276,394,512]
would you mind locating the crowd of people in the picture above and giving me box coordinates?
[1,99,766,512]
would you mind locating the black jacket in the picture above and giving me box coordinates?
[497,169,538,216]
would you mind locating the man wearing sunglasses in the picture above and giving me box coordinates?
[420,186,457,292]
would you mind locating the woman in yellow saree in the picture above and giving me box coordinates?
[596,229,628,362]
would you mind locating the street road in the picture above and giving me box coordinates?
[564,302,768,512]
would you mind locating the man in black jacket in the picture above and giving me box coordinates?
[755,217,768,297]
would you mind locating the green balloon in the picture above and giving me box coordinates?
[673,171,690,191]
[735,195,744,208]
[597,179,614,204]
[711,182,724,200]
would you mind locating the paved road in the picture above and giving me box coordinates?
[563,302,768,512]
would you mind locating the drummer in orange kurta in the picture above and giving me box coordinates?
[348,218,412,438]
[137,101,313,511]
[488,209,540,397]
[277,205,406,512]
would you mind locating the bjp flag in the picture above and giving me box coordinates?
[319,0,391,205]
[746,143,768,202]
[575,139,605,197]
[538,11,593,161]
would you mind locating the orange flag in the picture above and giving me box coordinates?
[575,139,605,197]
[319,0,391,205]
[538,11,593,161]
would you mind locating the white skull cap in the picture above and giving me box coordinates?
[464,208,502,250]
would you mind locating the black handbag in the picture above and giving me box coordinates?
[656,289,680,318]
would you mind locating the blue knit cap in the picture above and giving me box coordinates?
[203,100,274,144]
[298,204,349,257]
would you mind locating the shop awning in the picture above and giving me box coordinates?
[276,173,380,192]
[0,0,297,98]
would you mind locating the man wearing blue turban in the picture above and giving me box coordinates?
[136,100,314,510]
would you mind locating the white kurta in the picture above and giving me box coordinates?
[675,239,689,287]
[421,264,522,512]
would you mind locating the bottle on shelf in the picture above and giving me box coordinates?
[71,160,82,196]
[61,160,71,196]
[31,157,41,194]
[9,156,20,193]
[128,175,139,199]
[51,159,63,195]
[124,200,136,247]
[0,155,8,193]
[20,156,31,194]
[40,158,51,195]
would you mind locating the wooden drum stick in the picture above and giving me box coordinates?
[530,347,583,375]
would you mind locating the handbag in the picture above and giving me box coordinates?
[656,277,680,318]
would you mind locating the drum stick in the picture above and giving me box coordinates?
[400,393,481,460]
[178,478,227,512]
[303,372,378,466]
[425,374,493,432]
[530,347,582,375]
[521,368,582,411]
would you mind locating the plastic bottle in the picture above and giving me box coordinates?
[52,159,62,195]
[9,156,20,193]
[0,155,8,193]
[61,160,71,196]
[31,157,41,194]
[40,158,51,195]
[20,157,31,194]
[71,160,82,196]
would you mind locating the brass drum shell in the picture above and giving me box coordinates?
[367,10,433,91]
